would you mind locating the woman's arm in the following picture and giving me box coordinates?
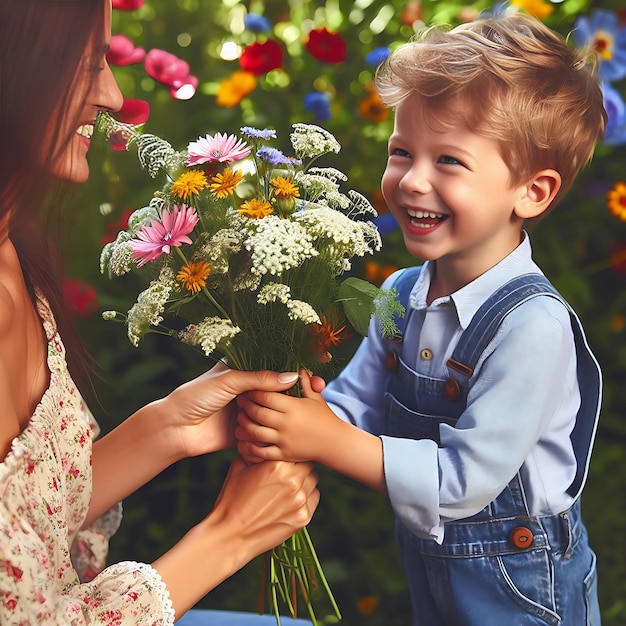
[87,366,301,526]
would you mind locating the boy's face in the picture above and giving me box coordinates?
[382,95,530,282]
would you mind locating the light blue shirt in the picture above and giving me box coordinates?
[323,235,581,542]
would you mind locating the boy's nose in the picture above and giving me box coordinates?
[400,164,432,194]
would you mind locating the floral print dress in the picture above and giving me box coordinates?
[0,291,176,625]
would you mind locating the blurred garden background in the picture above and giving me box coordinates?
[66,0,626,623]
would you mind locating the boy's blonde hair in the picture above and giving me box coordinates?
[376,13,607,207]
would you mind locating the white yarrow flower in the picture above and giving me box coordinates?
[290,123,341,159]
[245,215,318,275]
[126,266,176,346]
[179,317,241,357]
[100,231,135,278]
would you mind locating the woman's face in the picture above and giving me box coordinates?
[50,1,123,183]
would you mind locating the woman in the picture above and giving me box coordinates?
[0,1,319,623]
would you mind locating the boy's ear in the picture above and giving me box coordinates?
[514,169,562,220]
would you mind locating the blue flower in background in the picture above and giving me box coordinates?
[304,91,332,122]
[365,47,390,67]
[573,9,626,83]
[244,13,271,33]
[602,82,626,146]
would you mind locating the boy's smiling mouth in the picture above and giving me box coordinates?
[406,208,448,229]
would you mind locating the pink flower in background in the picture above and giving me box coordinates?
[144,49,190,87]
[112,0,145,9]
[107,35,145,66]
[186,133,251,165]
[130,205,199,266]
[170,74,199,100]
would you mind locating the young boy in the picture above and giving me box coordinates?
[236,13,606,625]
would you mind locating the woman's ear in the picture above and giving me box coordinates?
[514,169,562,220]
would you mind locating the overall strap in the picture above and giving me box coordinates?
[445,273,601,499]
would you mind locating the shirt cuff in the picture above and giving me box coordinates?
[381,435,443,543]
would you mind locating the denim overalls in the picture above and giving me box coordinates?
[384,267,602,625]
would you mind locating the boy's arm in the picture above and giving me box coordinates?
[236,371,387,493]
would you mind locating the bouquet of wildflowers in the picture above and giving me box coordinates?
[99,114,403,624]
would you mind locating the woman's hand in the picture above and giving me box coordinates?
[162,362,304,458]
[152,456,320,617]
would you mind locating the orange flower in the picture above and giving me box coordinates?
[358,90,389,123]
[357,595,379,616]
[270,176,300,201]
[210,168,243,198]
[177,260,211,293]
[309,314,349,357]
[216,71,257,108]
[238,198,273,219]
[607,181,626,221]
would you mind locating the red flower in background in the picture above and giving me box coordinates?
[239,40,283,76]
[305,27,346,64]
[102,208,134,246]
[112,0,145,9]
[116,98,151,125]
[107,35,145,66]
[62,279,99,317]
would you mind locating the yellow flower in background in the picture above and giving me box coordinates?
[171,170,208,200]
[238,198,273,218]
[607,181,626,221]
[177,260,211,293]
[511,0,554,19]
[270,176,300,200]
[216,70,257,107]
[209,168,243,198]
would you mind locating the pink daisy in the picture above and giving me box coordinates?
[186,132,251,165]
[130,205,198,267]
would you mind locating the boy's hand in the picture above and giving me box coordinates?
[235,369,341,465]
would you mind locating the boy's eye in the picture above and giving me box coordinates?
[439,154,463,166]
[390,147,411,158]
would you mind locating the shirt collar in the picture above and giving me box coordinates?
[410,232,543,330]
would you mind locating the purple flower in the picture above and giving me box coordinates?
[244,13,271,33]
[365,47,390,67]
[304,91,332,122]
[240,127,277,140]
[573,9,626,83]
[257,146,292,165]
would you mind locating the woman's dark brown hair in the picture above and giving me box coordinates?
[0,0,104,395]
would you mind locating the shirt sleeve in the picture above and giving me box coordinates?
[325,296,579,544]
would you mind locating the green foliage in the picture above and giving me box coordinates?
[66,0,626,623]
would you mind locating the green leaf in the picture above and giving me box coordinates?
[337,277,380,336]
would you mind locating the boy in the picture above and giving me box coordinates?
[236,13,606,625]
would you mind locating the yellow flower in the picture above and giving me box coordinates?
[238,198,273,219]
[607,181,626,221]
[216,71,257,108]
[270,176,300,201]
[210,168,243,198]
[176,261,211,294]
[511,0,554,19]
[170,170,209,200]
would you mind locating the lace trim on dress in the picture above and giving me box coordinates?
[111,561,176,625]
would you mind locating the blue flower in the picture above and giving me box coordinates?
[365,47,390,67]
[244,13,271,33]
[240,127,277,140]
[257,146,292,165]
[602,82,626,146]
[304,91,332,122]
[573,9,626,83]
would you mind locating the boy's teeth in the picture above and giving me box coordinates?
[76,124,94,138]
[407,209,443,219]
